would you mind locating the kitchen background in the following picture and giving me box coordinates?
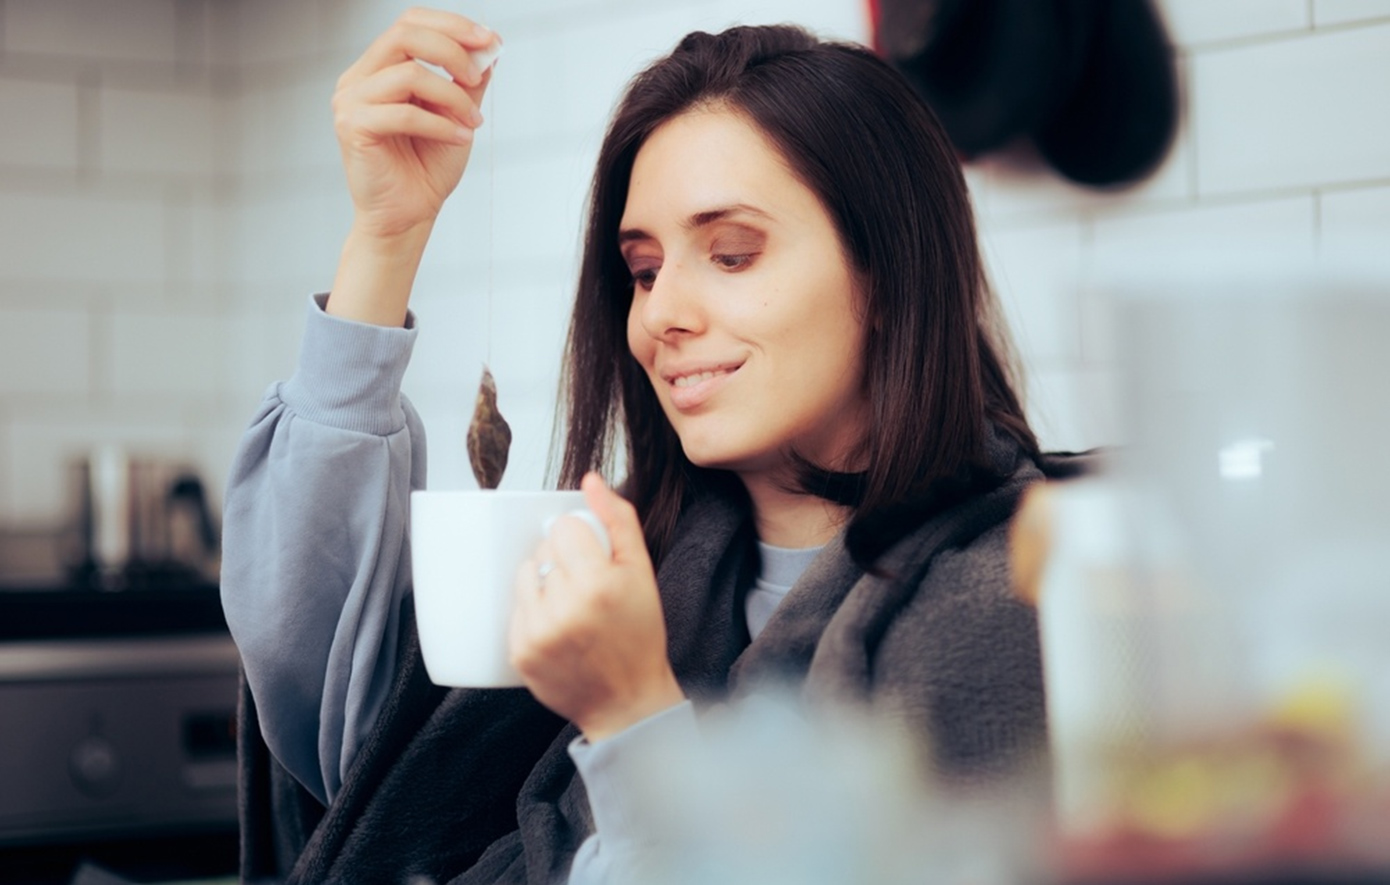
[0,0,1388,560]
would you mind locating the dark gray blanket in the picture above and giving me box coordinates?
[238,443,1070,884]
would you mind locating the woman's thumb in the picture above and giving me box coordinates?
[580,472,647,563]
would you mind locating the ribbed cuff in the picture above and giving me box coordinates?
[568,701,698,842]
[279,293,419,436]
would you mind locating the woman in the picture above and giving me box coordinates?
[223,8,1054,883]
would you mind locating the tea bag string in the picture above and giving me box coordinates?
[486,79,495,364]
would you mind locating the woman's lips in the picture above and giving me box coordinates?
[666,365,740,411]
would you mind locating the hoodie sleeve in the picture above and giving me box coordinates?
[220,293,426,805]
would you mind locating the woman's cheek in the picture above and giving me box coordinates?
[625,304,648,362]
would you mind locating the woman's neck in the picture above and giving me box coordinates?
[741,473,850,549]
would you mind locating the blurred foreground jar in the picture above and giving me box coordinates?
[1036,254,1390,875]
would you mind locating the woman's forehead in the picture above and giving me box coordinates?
[620,109,811,234]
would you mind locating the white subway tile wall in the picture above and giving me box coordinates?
[0,79,81,169]
[100,88,219,178]
[3,0,182,65]
[1192,23,1390,196]
[980,223,1086,367]
[1161,0,1310,46]
[1321,184,1390,264]
[0,0,1388,526]
[1314,0,1390,27]
[0,309,92,397]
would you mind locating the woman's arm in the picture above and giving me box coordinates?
[221,295,424,804]
[221,8,498,803]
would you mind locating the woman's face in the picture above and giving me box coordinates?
[622,107,869,483]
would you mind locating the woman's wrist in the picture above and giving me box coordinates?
[325,219,436,328]
[578,673,687,743]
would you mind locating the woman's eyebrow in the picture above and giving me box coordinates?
[686,203,771,230]
[618,203,771,246]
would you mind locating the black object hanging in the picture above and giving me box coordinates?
[877,0,1179,189]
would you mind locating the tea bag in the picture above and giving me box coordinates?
[466,366,512,490]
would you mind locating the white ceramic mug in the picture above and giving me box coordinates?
[410,490,609,688]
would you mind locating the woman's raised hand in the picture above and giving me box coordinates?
[510,474,687,741]
[326,8,498,327]
[334,7,494,237]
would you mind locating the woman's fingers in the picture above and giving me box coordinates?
[579,473,649,567]
[341,60,484,131]
[396,6,495,48]
[341,103,473,146]
[341,13,494,91]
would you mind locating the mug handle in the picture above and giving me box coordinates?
[542,509,613,558]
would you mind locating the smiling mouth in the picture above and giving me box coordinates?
[662,363,743,410]
[672,369,733,388]
[663,360,744,386]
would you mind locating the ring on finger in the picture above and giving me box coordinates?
[536,560,556,586]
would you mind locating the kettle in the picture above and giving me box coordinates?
[66,446,220,589]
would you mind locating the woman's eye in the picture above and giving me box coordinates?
[712,253,756,271]
[630,267,659,290]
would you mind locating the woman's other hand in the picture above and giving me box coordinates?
[510,474,686,741]
[327,8,498,327]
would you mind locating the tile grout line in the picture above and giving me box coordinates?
[1076,216,1096,368]
[76,67,101,187]
[1183,14,1390,54]
[982,176,1390,233]
[1181,50,1200,202]
[89,294,110,412]
[1312,188,1323,258]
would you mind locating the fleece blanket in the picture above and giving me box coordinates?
[238,440,1080,884]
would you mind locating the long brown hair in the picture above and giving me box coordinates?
[557,25,1037,567]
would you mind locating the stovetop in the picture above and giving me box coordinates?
[0,581,226,643]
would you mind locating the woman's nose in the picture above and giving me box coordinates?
[638,262,704,341]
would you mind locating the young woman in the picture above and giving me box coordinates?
[222,8,1055,883]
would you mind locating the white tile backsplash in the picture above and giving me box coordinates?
[484,281,573,390]
[2,0,1390,523]
[980,223,1085,365]
[1159,0,1310,46]
[491,151,591,267]
[1090,196,1318,284]
[169,190,237,296]
[0,78,81,168]
[484,30,569,145]
[204,0,242,68]
[108,312,232,397]
[0,309,91,396]
[4,406,191,523]
[0,190,167,286]
[99,87,218,177]
[400,291,491,403]
[235,76,341,178]
[711,0,870,41]
[1079,197,1318,371]
[1192,23,1390,196]
[1314,0,1390,26]
[558,6,732,136]
[224,304,306,402]
[3,0,181,64]
[234,184,344,296]
[1025,366,1124,453]
[235,0,323,66]
[1320,184,1390,267]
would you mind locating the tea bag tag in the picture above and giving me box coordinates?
[470,39,504,73]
